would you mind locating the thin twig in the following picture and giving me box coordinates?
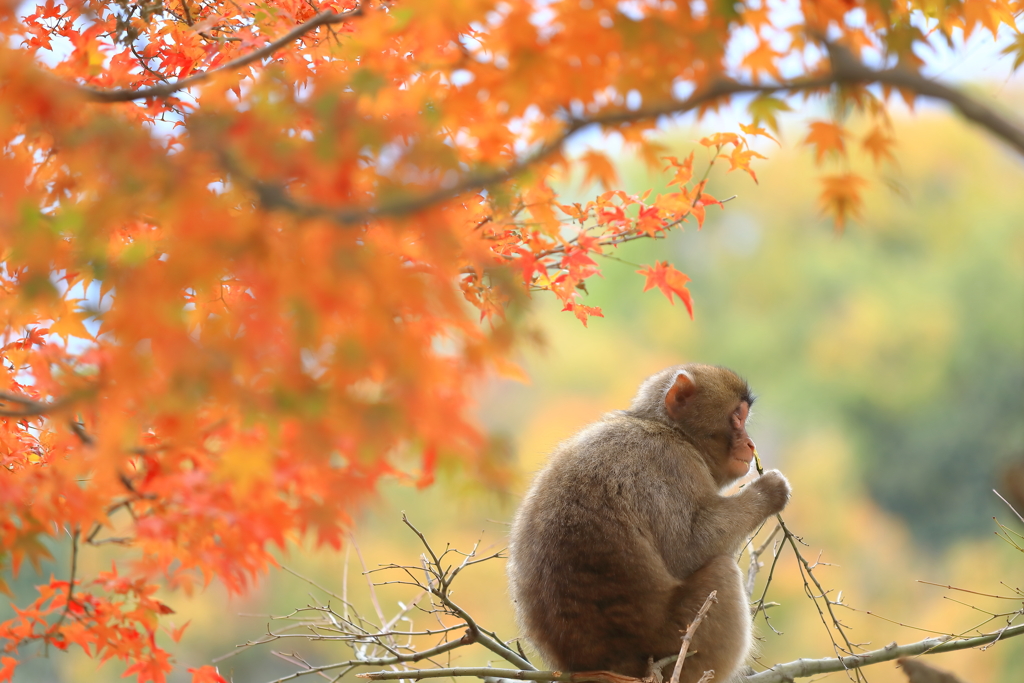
[264,631,475,683]
[745,524,781,600]
[668,591,717,683]
[45,528,80,653]
[917,580,1021,600]
[993,489,1024,525]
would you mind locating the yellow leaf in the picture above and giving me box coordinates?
[493,356,530,384]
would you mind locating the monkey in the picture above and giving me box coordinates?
[507,364,791,683]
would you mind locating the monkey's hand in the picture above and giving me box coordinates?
[750,469,791,517]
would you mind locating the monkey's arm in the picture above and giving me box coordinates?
[687,471,790,559]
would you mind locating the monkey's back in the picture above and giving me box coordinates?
[507,414,709,675]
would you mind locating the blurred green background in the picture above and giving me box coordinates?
[6,108,1023,682]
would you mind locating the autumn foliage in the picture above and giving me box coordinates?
[0,0,1021,679]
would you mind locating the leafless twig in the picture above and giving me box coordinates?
[668,591,716,683]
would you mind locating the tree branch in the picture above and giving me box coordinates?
[264,632,476,683]
[668,591,717,683]
[358,668,647,682]
[745,623,1024,682]
[238,58,1024,226]
[356,624,1024,683]
[78,7,363,103]
[0,389,69,417]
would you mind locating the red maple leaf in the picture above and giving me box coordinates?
[636,262,694,318]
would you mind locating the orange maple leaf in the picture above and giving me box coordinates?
[742,40,783,82]
[725,145,767,183]
[861,126,897,166]
[662,153,695,187]
[739,122,779,146]
[637,262,694,318]
[804,121,847,164]
[820,173,869,232]
[561,302,604,327]
[580,150,618,190]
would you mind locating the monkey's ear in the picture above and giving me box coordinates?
[664,372,697,420]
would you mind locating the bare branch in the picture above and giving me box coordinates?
[358,667,647,682]
[265,630,476,683]
[401,514,534,671]
[745,524,781,600]
[994,489,1024,525]
[668,591,717,683]
[744,623,1024,682]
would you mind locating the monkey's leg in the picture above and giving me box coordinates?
[658,556,751,683]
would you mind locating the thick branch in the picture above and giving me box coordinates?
[78,7,362,103]
[241,59,1024,226]
[359,668,643,682]
[744,623,1024,683]
[359,624,1024,682]
[0,390,77,417]
[0,390,58,417]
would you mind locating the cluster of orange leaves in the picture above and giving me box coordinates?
[0,0,1018,679]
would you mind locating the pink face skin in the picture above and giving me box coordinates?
[726,401,757,479]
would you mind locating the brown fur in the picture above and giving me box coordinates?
[508,364,790,683]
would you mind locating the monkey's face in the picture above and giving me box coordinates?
[725,400,757,479]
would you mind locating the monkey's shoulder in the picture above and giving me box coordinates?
[536,413,708,490]
[573,412,697,459]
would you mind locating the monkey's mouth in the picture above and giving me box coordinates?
[732,451,754,465]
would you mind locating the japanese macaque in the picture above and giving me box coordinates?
[508,364,791,683]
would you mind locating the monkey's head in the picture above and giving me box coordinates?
[631,364,757,485]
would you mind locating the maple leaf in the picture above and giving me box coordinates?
[580,150,618,190]
[725,145,767,183]
[189,666,229,683]
[742,40,784,82]
[662,153,695,187]
[700,133,741,149]
[636,205,665,236]
[739,122,779,146]
[561,302,604,327]
[804,121,847,164]
[820,173,869,232]
[861,126,897,166]
[165,620,191,643]
[560,248,599,281]
[1001,32,1024,71]
[636,262,694,318]
[747,96,792,135]
[0,656,16,683]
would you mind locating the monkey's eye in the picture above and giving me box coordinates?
[733,402,749,426]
